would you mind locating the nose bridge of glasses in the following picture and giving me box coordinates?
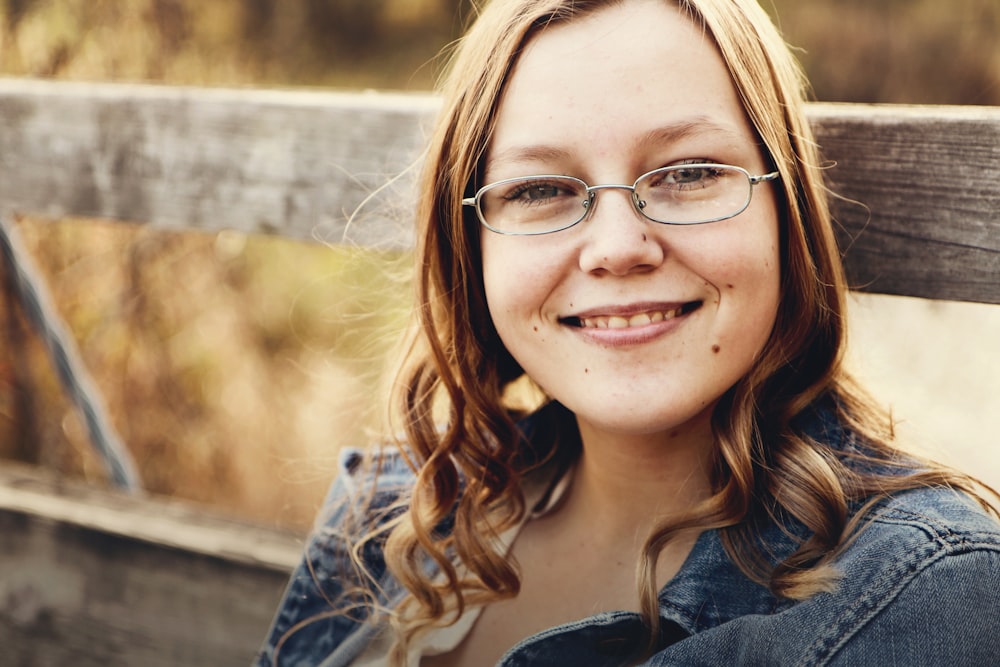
[583,182,645,217]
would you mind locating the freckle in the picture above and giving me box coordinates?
[584,368,589,374]
[712,344,721,354]
[641,234,647,242]
[727,283,734,289]
[533,326,538,332]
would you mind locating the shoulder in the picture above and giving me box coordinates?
[253,445,417,667]
[304,445,417,575]
[850,485,1000,558]
[813,487,1000,665]
[322,445,417,513]
[309,445,417,583]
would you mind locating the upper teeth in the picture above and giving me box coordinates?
[579,308,682,329]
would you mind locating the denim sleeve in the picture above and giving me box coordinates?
[253,448,404,667]
[829,548,1000,666]
[253,472,357,667]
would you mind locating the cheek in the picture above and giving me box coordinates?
[699,232,779,293]
[482,239,543,353]
[481,237,563,323]
[699,218,782,350]
[732,245,782,360]
[725,199,781,291]
[481,237,518,324]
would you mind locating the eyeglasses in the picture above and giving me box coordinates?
[462,163,780,236]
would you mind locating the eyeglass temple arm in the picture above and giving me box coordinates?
[750,171,781,185]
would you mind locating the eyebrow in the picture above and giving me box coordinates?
[486,144,572,173]
[637,117,746,148]
[486,117,747,174]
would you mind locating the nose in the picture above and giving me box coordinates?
[577,186,665,276]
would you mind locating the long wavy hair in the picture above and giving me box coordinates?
[330,0,998,663]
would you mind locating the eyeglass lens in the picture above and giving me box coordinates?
[477,164,755,234]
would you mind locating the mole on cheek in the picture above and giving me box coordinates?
[712,345,721,354]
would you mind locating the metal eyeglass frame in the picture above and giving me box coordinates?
[462,163,781,236]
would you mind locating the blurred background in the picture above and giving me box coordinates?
[0,0,998,532]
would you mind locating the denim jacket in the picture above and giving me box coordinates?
[255,405,1000,666]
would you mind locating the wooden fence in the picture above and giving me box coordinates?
[0,78,998,665]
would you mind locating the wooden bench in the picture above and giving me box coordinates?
[0,79,997,666]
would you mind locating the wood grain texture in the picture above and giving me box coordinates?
[811,104,1000,304]
[0,462,301,667]
[0,79,438,248]
[0,80,997,301]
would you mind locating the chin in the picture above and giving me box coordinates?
[573,402,718,441]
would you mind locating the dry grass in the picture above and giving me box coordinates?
[2,217,413,530]
[0,0,997,530]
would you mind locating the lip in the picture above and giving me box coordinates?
[559,300,703,345]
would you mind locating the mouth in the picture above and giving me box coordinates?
[561,301,703,330]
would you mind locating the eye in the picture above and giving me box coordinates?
[478,176,587,234]
[646,163,724,190]
[505,180,571,203]
[670,166,711,185]
[497,177,582,206]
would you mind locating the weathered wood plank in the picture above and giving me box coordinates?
[0,79,438,248]
[0,80,997,302]
[0,462,302,666]
[812,103,1000,305]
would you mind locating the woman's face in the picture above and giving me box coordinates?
[480,0,781,443]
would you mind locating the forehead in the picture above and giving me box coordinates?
[487,0,757,175]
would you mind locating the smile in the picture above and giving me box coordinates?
[562,301,703,330]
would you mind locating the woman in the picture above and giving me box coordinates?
[257,0,1000,665]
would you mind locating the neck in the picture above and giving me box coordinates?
[566,412,715,542]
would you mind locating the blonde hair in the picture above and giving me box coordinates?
[322,0,998,663]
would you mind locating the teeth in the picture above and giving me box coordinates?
[578,308,685,330]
